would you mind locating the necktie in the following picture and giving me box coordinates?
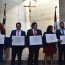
[62,29,64,35]
[34,30,37,36]
[17,30,19,36]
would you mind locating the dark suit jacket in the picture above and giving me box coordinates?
[56,29,62,39]
[27,29,42,48]
[10,30,26,48]
[56,29,65,48]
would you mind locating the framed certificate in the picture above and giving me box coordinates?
[12,36,25,46]
[29,35,42,45]
[45,34,58,43]
[0,35,5,44]
[60,35,65,44]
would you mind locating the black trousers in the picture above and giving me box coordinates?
[28,46,40,65]
[58,45,65,65]
[11,47,24,65]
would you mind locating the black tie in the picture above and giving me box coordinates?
[62,29,64,35]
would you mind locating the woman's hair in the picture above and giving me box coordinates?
[46,25,53,33]
[0,23,5,31]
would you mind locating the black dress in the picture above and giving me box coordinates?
[43,32,57,55]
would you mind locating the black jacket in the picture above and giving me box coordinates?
[27,29,42,48]
[43,32,57,48]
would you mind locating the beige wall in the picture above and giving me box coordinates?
[31,0,59,33]
[6,4,26,37]
[59,0,65,22]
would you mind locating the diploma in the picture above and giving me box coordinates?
[29,35,42,45]
[12,36,25,46]
[0,35,5,44]
[45,34,58,43]
[60,35,65,44]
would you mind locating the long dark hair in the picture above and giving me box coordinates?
[0,23,5,32]
[46,25,53,33]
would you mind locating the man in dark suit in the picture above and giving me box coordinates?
[10,22,26,65]
[56,22,65,65]
[27,22,42,65]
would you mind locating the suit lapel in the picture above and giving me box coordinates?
[21,31,22,35]
[30,29,33,35]
[37,29,38,35]
[15,30,16,35]
[31,29,34,35]
[21,30,23,36]
[59,29,62,35]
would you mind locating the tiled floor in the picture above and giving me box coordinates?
[2,48,60,65]
[2,60,63,65]
[4,48,58,60]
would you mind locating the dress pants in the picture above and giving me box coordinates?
[11,47,24,65]
[28,46,40,65]
[58,45,65,65]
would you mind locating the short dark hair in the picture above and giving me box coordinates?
[60,22,64,25]
[31,22,37,28]
[16,22,21,26]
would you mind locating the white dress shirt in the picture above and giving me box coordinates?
[60,29,65,35]
[16,30,21,36]
[32,29,37,35]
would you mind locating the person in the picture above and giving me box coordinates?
[56,22,65,65]
[27,22,42,65]
[10,22,26,65]
[0,23,5,65]
[43,25,57,65]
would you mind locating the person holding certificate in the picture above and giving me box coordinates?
[10,22,26,65]
[56,22,65,65]
[43,25,57,65]
[27,22,42,65]
[0,23,5,65]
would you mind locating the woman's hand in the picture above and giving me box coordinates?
[58,39,62,42]
[49,42,52,44]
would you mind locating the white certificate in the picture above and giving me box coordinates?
[60,35,65,44]
[0,35,5,44]
[29,35,42,45]
[12,36,25,46]
[46,34,58,43]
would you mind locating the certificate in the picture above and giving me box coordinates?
[60,35,65,44]
[0,35,5,44]
[29,35,42,45]
[12,36,25,46]
[45,34,58,43]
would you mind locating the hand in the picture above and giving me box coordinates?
[58,39,62,42]
[49,42,52,44]
[3,47,7,53]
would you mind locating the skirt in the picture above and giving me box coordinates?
[43,44,56,55]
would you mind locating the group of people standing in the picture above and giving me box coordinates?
[0,22,65,65]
